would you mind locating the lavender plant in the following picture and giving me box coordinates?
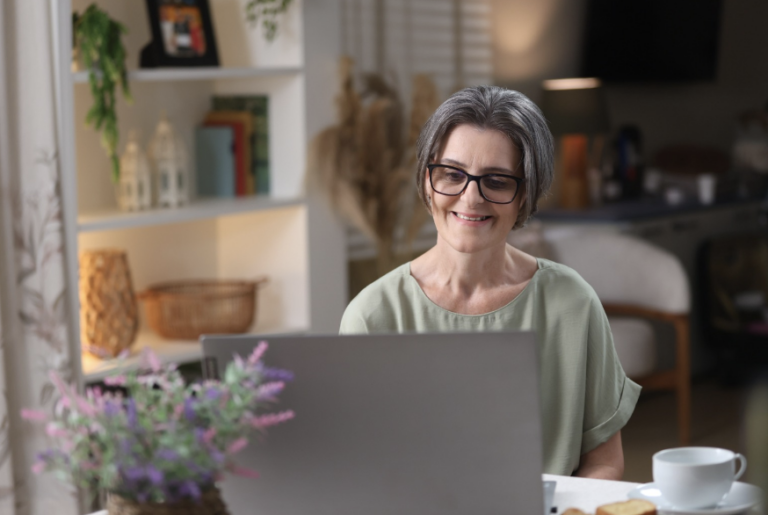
[22,342,294,504]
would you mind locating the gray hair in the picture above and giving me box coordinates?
[415,86,554,229]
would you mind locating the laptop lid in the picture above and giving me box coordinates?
[201,332,544,515]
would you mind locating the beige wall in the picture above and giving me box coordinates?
[491,0,768,159]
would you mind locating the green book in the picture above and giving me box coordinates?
[211,95,270,194]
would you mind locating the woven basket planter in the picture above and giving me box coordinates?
[106,486,230,515]
[79,249,139,358]
[139,278,267,340]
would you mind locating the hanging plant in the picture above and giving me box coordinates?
[73,4,131,183]
[245,0,295,42]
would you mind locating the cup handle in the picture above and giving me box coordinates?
[734,453,747,481]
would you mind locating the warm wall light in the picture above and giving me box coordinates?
[540,77,609,135]
[540,77,610,209]
[542,77,602,91]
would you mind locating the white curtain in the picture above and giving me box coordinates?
[0,1,79,514]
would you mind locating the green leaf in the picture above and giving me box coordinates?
[245,0,294,42]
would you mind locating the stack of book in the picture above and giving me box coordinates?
[195,95,270,198]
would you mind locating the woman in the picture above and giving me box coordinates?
[340,86,640,480]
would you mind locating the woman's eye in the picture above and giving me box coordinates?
[483,178,512,190]
[445,172,465,182]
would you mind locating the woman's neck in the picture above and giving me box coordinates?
[421,237,517,296]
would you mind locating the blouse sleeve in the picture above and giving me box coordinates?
[338,302,371,334]
[580,294,642,455]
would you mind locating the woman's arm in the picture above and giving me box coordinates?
[575,431,624,480]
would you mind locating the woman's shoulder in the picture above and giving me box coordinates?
[351,262,412,304]
[340,263,414,333]
[533,257,600,303]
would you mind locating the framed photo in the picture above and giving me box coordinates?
[142,0,220,67]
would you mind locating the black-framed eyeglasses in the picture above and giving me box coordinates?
[427,164,524,204]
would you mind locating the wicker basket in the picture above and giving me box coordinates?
[139,278,267,340]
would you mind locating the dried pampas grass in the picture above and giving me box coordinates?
[308,56,440,276]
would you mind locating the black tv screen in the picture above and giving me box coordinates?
[581,0,723,82]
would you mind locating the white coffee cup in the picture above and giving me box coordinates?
[653,447,747,509]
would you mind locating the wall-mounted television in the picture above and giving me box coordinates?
[581,0,723,82]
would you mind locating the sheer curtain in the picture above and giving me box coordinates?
[0,1,79,514]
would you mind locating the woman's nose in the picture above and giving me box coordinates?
[461,178,485,205]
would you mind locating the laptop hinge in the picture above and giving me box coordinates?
[202,356,219,380]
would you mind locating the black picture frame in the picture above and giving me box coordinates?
[141,0,220,68]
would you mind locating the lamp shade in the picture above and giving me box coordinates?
[540,78,610,135]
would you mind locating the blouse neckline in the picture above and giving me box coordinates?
[404,258,544,317]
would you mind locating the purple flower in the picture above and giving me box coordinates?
[123,466,145,482]
[126,399,137,428]
[184,398,196,422]
[204,387,220,401]
[179,480,201,500]
[36,449,60,463]
[156,449,178,461]
[262,367,295,382]
[145,465,164,486]
[103,400,121,417]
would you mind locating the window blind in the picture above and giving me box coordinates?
[341,0,493,104]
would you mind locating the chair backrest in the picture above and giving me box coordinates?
[544,228,690,314]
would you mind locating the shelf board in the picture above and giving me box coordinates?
[72,66,302,84]
[82,325,307,383]
[78,195,305,233]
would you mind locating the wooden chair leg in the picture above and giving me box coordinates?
[675,316,691,445]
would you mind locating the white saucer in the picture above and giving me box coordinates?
[627,481,763,515]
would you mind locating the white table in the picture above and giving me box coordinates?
[544,473,640,513]
[87,475,635,515]
[87,474,762,514]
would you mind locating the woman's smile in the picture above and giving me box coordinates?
[451,211,493,224]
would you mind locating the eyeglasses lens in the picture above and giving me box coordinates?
[430,166,517,203]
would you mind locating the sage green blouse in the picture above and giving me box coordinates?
[339,258,641,476]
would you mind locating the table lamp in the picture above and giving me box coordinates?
[541,78,610,209]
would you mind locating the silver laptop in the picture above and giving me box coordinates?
[201,332,546,515]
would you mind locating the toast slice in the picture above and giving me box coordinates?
[596,499,657,515]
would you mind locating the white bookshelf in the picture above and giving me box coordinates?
[52,0,320,385]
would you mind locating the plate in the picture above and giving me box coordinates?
[627,482,763,515]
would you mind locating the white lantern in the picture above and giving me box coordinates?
[118,130,152,211]
[148,112,189,208]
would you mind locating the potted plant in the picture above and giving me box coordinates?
[22,342,294,515]
[245,0,295,42]
[73,4,131,183]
